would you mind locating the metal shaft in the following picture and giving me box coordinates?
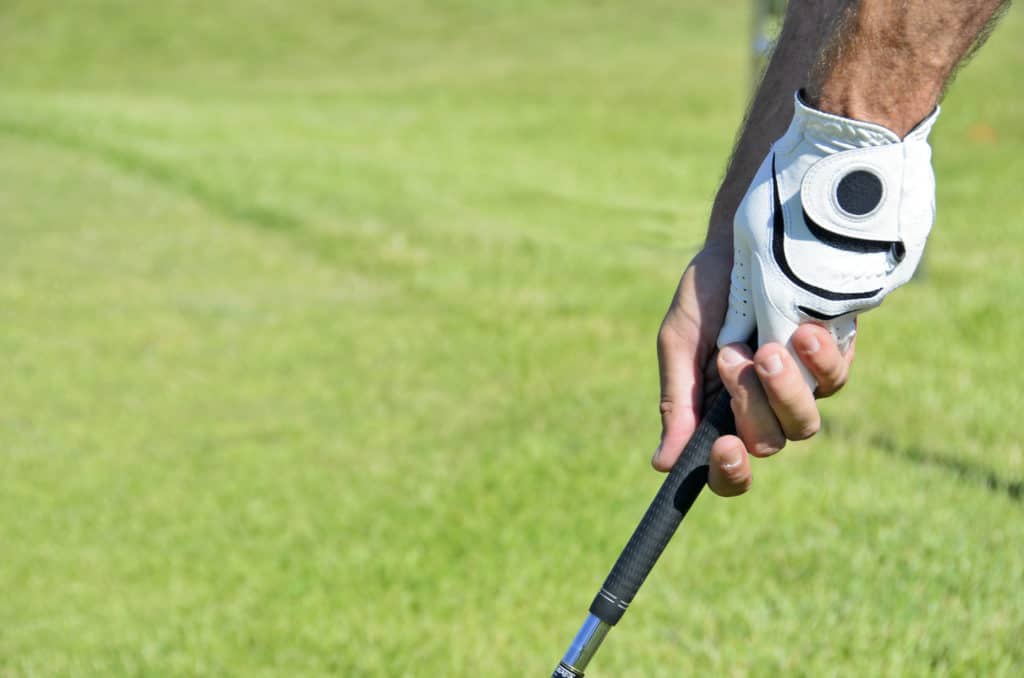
[550,390,736,677]
[553,614,610,677]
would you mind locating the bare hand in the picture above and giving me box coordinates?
[653,244,855,496]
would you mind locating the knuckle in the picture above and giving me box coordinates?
[656,326,672,351]
[656,323,686,353]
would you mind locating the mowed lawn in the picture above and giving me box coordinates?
[1,2,1022,676]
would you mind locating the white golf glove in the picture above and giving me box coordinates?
[717,92,940,387]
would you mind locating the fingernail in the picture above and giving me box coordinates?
[721,443,744,470]
[759,353,783,375]
[800,334,821,354]
[651,445,662,465]
[720,345,745,366]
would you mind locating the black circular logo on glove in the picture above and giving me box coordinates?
[836,170,883,216]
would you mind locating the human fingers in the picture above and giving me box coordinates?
[652,248,733,472]
[791,324,856,398]
[707,434,752,497]
[753,343,821,441]
[652,246,733,472]
[717,343,786,457]
[653,317,703,471]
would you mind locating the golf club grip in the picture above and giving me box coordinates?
[588,390,735,625]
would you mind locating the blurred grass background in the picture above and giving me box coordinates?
[0,1,1021,675]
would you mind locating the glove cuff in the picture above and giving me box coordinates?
[784,91,940,150]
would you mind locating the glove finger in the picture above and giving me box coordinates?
[823,315,857,356]
[791,324,853,398]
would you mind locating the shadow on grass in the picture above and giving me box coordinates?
[0,117,302,232]
[824,418,1023,504]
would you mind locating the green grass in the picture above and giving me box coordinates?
[1,2,1022,675]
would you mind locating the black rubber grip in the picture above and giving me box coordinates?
[588,390,735,624]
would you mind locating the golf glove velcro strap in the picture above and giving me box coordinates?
[717,92,939,386]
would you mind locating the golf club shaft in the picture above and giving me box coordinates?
[552,390,736,677]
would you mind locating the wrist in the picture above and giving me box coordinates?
[805,1,952,138]
[794,89,939,148]
[806,76,942,139]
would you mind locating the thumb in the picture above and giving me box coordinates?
[653,322,702,471]
[653,246,733,472]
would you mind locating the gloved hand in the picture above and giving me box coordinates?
[717,92,940,388]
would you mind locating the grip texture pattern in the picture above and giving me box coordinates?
[589,391,735,624]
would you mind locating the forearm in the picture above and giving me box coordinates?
[807,0,1010,136]
[707,0,1010,247]
[708,0,845,246]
